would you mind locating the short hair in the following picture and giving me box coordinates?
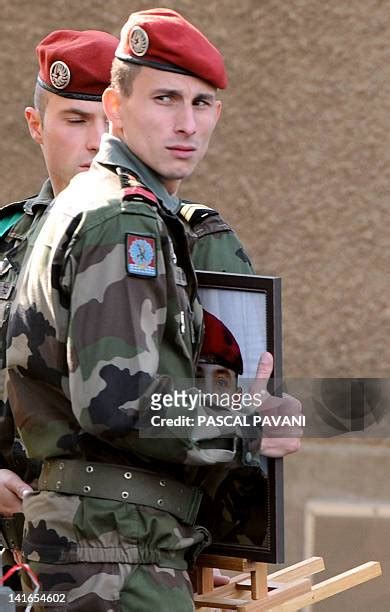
[110,58,141,96]
[33,83,49,119]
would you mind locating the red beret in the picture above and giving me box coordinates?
[200,310,243,375]
[36,30,118,101]
[116,8,227,89]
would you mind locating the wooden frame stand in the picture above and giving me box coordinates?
[194,554,381,611]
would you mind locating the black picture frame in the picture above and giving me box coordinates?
[196,271,284,563]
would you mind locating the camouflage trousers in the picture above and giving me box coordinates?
[23,561,195,612]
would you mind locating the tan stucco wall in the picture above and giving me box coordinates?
[0,1,389,608]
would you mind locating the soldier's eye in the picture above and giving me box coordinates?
[193,97,212,107]
[216,378,228,388]
[155,95,173,104]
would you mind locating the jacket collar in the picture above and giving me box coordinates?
[95,134,181,214]
[23,178,54,214]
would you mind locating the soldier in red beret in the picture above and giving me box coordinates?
[5,9,302,610]
[197,310,243,397]
[0,29,117,571]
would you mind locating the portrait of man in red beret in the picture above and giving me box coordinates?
[196,309,243,399]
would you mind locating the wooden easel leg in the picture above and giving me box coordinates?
[251,563,268,600]
[197,566,214,594]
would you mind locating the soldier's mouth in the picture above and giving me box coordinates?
[166,146,196,159]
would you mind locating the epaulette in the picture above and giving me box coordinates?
[0,190,50,240]
[179,201,218,227]
[0,190,43,214]
[116,167,159,207]
[0,200,28,239]
[0,192,44,236]
[0,198,29,217]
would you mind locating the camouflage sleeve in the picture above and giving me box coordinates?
[61,204,248,466]
[0,374,40,481]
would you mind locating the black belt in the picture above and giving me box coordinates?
[38,459,202,525]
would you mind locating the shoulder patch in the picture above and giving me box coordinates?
[126,233,157,277]
[179,201,218,227]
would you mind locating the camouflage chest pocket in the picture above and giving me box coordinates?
[175,265,196,349]
[166,236,199,356]
[0,258,18,369]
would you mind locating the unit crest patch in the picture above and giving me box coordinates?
[126,234,157,277]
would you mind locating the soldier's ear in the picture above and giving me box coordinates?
[25,107,44,145]
[102,88,122,131]
[216,99,222,119]
[214,99,222,127]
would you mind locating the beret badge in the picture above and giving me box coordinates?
[129,26,149,56]
[49,60,71,89]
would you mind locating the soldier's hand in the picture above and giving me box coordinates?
[213,568,230,586]
[250,352,302,457]
[0,469,32,515]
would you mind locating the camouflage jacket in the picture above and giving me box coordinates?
[6,135,259,566]
[0,181,52,478]
[0,179,253,482]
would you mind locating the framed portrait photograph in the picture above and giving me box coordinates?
[195,271,284,563]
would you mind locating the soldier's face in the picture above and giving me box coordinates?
[25,92,108,195]
[104,67,222,194]
[196,362,239,397]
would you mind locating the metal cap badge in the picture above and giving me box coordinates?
[129,26,149,56]
[49,60,71,89]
